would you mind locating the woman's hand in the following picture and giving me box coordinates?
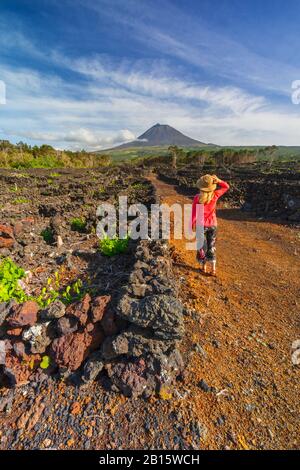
[212,174,222,184]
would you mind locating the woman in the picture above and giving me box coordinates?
[191,174,229,276]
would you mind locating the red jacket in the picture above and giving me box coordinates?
[191,180,229,227]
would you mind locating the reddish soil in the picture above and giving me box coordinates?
[0,173,299,450]
[149,174,300,450]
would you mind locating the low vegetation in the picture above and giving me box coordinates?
[0,257,27,303]
[70,217,87,233]
[98,234,130,256]
[1,138,300,169]
[40,227,54,243]
[0,257,88,307]
[0,141,111,169]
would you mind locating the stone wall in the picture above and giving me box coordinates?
[0,239,185,397]
[243,179,300,222]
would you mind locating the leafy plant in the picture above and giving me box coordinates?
[60,279,85,304]
[40,355,51,369]
[0,258,27,303]
[36,273,87,307]
[12,198,30,204]
[0,258,89,307]
[41,227,54,244]
[70,217,86,233]
[98,234,129,257]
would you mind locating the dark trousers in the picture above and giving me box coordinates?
[197,226,217,262]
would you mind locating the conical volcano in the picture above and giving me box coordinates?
[110,123,210,149]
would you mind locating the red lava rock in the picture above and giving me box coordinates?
[66,293,91,326]
[6,327,23,337]
[50,326,104,371]
[101,310,119,336]
[107,357,148,398]
[7,301,39,328]
[17,397,45,430]
[70,401,81,415]
[13,222,23,237]
[22,217,35,225]
[0,224,15,248]
[90,295,111,323]
[4,351,41,386]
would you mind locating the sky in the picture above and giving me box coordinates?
[0,0,300,150]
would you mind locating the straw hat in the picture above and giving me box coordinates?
[197,174,217,192]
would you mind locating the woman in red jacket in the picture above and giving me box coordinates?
[191,174,229,276]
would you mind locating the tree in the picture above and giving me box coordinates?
[168,145,185,169]
[264,145,278,169]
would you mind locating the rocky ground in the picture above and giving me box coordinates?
[0,167,299,450]
[156,161,300,223]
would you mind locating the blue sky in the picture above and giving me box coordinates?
[0,0,300,149]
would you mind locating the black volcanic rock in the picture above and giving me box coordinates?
[108,123,210,149]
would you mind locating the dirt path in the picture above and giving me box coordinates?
[149,174,300,450]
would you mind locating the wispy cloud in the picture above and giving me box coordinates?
[0,2,300,149]
[83,0,298,96]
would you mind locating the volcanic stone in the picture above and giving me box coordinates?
[6,328,23,336]
[82,350,104,383]
[39,300,66,320]
[13,341,26,358]
[90,295,111,323]
[56,316,78,336]
[101,310,119,336]
[101,326,174,361]
[117,294,184,340]
[0,301,16,326]
[7,301,39,328]
[66,294,91,326]
[0,224,15,249]
[50,325,104,371]
[0,340,5,365]
[22,322,53,354]
[106,358,148,398]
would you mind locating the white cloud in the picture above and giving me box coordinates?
[68,55,266,115]
[1,31,300,148]
[6,127,136,149]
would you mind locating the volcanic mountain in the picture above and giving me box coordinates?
[109,123,210,149]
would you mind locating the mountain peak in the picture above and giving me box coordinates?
[136,123,207,147]
[106,123,211,150]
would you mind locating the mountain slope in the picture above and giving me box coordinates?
[107,123,211,150]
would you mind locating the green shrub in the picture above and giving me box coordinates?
[98,235,129,256]
[0,258,27,303]
[71,217,87,232]
[41,227,54,244]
